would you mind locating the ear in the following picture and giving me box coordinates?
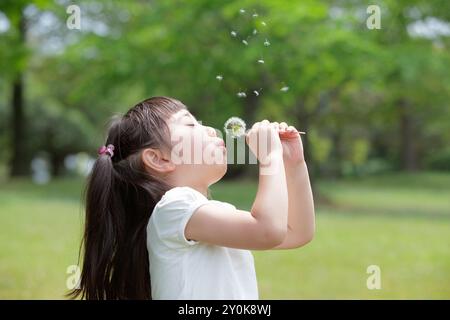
[141,148,175,173]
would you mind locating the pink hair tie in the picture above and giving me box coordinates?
[98,144,115,158]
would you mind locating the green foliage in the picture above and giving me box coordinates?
[309,131,332,165]
[425,148,450,171]
[0,0,449,176]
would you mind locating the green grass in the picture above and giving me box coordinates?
[1,172,449,299]
[0,179,84,299]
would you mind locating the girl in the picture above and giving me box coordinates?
[69,96,315,300]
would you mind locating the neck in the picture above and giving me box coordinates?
[168,169,209,197]
[189,184,209,198]
[169,177,209,197]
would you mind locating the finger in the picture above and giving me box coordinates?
[288,125,297,132]
[270,122,279,130]
[261,119,270,126]
[251,122,260,131]
[245,127,255,142]
[206,126,217,137]
[280,122,288,131]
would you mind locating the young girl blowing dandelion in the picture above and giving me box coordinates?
[69,96,315,300]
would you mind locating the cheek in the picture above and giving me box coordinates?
[170,128,211,161]
[202,144,227,166]
[189,129,210,152]
[170,127,197,146]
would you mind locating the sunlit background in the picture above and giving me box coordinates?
[0,0,449,299]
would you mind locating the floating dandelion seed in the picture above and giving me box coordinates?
[280,86,289,92]
[253,29,258,35]
[231,31,237,37]
[264,39,270,46]
[239,8,246,14]
[252,13,259,18]
[261,21,267,26]
[224,117,247,138]
[216,75,223,81]
[254,90,260,96]
[237,92,247,98]
[257,59,265,64]
[242,39,248,45]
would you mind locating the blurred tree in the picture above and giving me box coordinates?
[1,0,449,179]
[0,0,29,176]
[360,0,450,171]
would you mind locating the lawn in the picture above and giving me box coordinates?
[1,172,449,299]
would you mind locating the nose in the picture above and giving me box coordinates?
[205,126,217,137]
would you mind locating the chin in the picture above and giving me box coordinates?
[210,162,227,185]
[219,162,228,176]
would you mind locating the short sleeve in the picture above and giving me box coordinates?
[150,187,209,249]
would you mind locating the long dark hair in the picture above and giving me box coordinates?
[67,97,186,299]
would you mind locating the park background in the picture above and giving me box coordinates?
[0,0,449,299]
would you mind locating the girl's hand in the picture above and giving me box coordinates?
[276,122,305,166]
[246,120,283,165]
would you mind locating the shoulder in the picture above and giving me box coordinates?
[148,187,210,248]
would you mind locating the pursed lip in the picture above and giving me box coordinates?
[212,138,226,148]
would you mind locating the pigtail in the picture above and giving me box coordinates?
[67,97,186,300]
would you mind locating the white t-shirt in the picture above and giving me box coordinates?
[146,186,259,300]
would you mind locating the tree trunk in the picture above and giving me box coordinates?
[10,12,28,177]
[331,129,343,178]
[398,99,418,171]
[10,76,28,176]
[50,153,65,177]
[242,91,259,127]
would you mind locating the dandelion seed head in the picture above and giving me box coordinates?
[231,31,237,37]
[237,92,247,98]
[224,117,247,138]
[242,39,248,45]
[216,75,223,81]
[280,86,289,92]
[264,39,270,46]
[257,59,265,64]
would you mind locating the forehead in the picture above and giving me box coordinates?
[169,109,194,123]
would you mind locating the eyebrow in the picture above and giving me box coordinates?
[172,110,189,121]
[179,110,197,122]
[172,111,198,127]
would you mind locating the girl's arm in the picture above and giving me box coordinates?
[185,120,289,250]
[272,122,315,249]
[272,161,315,249]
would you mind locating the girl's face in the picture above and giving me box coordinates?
[167,109,227,186]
